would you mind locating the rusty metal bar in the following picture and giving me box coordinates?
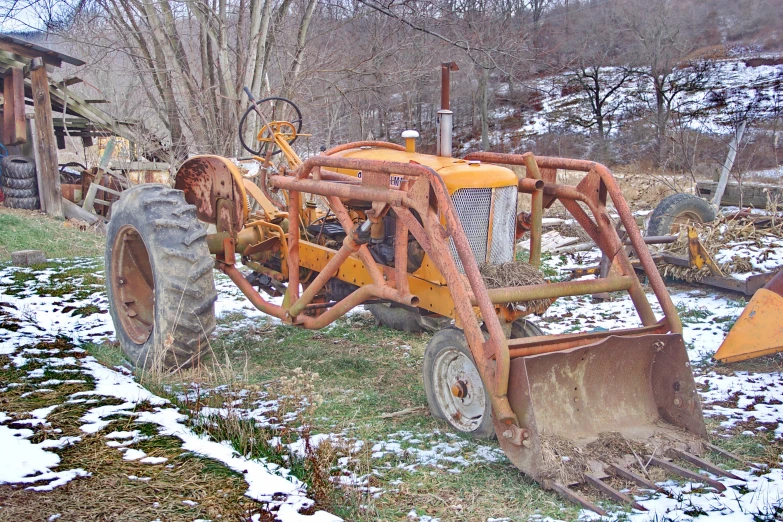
[547,481,607,516]
[270,175,408,207]
[298,283,416,329]
[584,473,647,511]
[395,219,410,297]
[471,276,634,305]
[218,262,286,318]
[288,233,362,318]
[285,188,301,307]
[605,463,669,495]
[523,153,543,267]
[647,456,726,492]
[507,322,668,358]
[535,157,682,334]
[666,449,742,480]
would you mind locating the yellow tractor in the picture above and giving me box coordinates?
[106,65,734,512]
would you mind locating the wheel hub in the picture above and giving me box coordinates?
[111,225,155,345]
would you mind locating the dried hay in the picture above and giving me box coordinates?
[658,213,783,282]
[539,432,654,484]
[479,262,553,314]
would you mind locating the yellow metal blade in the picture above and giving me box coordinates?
[714,289,783,363]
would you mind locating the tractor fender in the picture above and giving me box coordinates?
[174,155,249,234]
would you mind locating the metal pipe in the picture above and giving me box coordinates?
[298,284,416,329]
[270,175,408,207]
[437,110,453,157]
[523,153,543,267]
[288,234,362,318]
[471,276,635,305]
[218,262,286,318]
[286,189,301,307]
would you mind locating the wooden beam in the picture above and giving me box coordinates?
[3,67,26,145]
[30,57,63,219]
[0,41,61,67]
[29,117,47,213]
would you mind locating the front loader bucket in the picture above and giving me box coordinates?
[495,334,707,486]
[715,270,783,363]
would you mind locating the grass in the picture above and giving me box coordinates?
[0,336,272,522]
[0,207,104,262]
[114,312,584,521]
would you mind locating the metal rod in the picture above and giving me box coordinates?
[472,276,634,305]
[523,153,543,267]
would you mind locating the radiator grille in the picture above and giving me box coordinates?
[489,186,518,265]
[448,186,517,273]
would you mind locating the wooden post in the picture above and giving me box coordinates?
[3,67,26,145]
[712,119,747,208]
[28,117,47,213]
[30,57,63,219]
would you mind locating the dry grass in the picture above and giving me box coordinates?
[0,429,269,522]
[659,213,783,282]
[479,261,553,314]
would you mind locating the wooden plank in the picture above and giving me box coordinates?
[3,67,26,145]
[28,117,46,213]
[0,40,61,67]
[62,197,100,224]
[30,57,63,219]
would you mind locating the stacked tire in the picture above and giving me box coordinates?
[1,156,40,210]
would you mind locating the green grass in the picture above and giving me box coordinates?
[143,312,584,521]
[0,207,104,262]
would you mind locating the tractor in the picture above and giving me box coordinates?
[106,64,732,512]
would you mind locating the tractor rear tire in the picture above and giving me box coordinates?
[1,156,35,180]
[423,328,495,439]
[106,184,217,371]
[4,196,40,210]
[647,193,715,236]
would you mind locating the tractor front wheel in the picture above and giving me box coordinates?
[423,328,495,439]
[105,184,217,370]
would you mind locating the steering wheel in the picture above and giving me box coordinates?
[239,95,303,156]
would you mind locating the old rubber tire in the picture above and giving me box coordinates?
[106,184,217,371]
[2,186,38,199]
[2,176,37,190]
[366,303,448,334]
[423,328,495,439]
[510,317,544,339]
[1,156,36,180]
[4,196,40,209]
[647,194,715,236]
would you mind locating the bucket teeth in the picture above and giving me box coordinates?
[547,481,607,516]
[666,448,743,481]
[647,455,727,492]
[605,463,671,497]
[584,473,647,511]
[704,442,746,465]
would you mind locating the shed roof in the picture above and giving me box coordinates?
[0,33,85,69]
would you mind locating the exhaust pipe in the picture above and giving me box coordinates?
[437,62,459,157]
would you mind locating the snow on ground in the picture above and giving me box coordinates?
[2,256,783,521]
[0,260,338,521]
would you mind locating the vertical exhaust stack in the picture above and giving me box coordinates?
[437,62,459,157]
